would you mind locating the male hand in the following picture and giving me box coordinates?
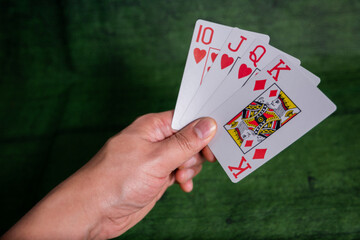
[3,110,217,240]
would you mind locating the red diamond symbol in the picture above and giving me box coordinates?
[253,149,267,159]
[244,140,253,147]
[269,89,278,97]
[253,79,266,91]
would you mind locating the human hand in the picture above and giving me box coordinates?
[3,110,217,240]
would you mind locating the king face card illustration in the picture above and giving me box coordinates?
[224,84,301,154]
[208,55,336,183]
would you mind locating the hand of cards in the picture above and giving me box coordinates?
[172,20,336,183]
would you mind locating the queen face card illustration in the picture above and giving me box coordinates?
[208,55,336,183]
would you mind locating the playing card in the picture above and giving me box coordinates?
[180,39,303,128]
[178,30,270,129]
[192,40,321,122]
[208,55,336,183]
[172,20,270,130]
[171,20,232,130]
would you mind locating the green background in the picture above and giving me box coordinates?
[1,0,359,239]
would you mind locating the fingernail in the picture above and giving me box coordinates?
[194,118,217,139]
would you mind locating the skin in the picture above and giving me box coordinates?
[2,110,217,240]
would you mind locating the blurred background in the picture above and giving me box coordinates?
[1,0,359,239]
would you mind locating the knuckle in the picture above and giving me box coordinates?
[174,132,196,153]
[133,113,164,131]
[134,113,155,124]
[105,135,119,149]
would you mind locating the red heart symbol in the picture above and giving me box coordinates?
[220,54,234,69]
[238,64,252,79]
[194,48,206,64]
[211,53,218,62]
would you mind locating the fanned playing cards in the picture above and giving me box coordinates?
[172,20,336,183]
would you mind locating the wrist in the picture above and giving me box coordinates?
[71,161,132,239]
[3,169,103,240]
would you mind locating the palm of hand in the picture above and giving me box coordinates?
[86,112,212,238]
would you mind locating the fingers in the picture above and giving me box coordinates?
[176,166,202,193]
[179,180,193,193]
[178,154,203,169]
[126,110,176,142]
[157,117,217,173]
[175,146,216,193]
[201,146,216,162]
[176,164,203,184]
[176,155,204,193]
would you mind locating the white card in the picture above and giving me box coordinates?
[172,20,232,130]
[180,39,302,128]
[193,40,320,121]
[208,55,336,183]
[178,29,270,129]
[172,20,270,130]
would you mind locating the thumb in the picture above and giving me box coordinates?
[157,117,217,173]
